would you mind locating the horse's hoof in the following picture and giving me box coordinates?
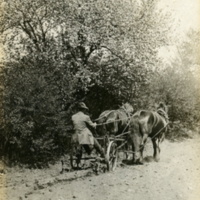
[134,160,144,165]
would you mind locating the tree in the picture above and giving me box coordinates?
[146,30,200,125]
[0,0,173,165]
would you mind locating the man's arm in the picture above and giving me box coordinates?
[85,116,97,128]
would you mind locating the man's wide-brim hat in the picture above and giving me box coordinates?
[78,102,89,110]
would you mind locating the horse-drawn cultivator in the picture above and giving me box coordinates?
[69,135,120,173]
[65,102,168,174]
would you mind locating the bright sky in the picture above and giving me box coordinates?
[157,0,200,64]
[158,0,200,31]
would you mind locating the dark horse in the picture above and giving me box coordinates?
[129,102,168,164]
[96,103,134,136]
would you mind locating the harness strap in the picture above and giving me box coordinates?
[157,109,169,122]
[115,131,130,138]
[94,110,115,121]
[120,107,132,119]
[94,105,133,122]
[150,122,169,140]
[96,116,132,126]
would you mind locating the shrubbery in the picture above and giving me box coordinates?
[0,0,199,166]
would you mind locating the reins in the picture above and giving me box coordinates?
[150,122,168,141]
[94,104,133,124]
[94,110,115,122]
[95,108,133,126]
[95,116,131,126]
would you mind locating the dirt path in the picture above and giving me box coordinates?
[1,136,200,200]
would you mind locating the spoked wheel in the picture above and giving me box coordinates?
[70,143,83,170]
[106,141,118,171]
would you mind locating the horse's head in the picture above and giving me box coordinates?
[157,102,168,113]
[156,102,169,122]
[121,102,134,114]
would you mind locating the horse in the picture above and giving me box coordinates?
[96,102,134,136]
[129,102,169,164]
[95,103,134,159]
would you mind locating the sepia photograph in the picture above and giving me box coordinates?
[0,0,200,199]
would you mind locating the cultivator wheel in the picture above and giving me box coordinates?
[106,141,118,171]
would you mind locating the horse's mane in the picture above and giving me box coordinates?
[121,102,134,114]
[157,102,168,112]
[156,102,169,122]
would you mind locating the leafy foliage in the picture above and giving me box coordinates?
[144,30,200,139]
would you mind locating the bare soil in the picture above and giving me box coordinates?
[0,135,200,200]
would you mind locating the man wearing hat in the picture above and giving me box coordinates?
[71,102,105,158]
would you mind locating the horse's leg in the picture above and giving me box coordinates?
[128,133,136,163]
[137,122,148,163]
[124,142,129,160]
[131,141,137,163]
[131,136,143,165]
[139,145,144,163]
[152,138,160,162]
[140,135,148,161]
[76,145,82,168]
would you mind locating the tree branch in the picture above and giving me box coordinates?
[100,45,125,62]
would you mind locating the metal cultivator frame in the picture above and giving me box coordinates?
[69,131,130,172]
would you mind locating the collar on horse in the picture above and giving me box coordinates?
[157,108,169,122]
[119,107,133,119]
